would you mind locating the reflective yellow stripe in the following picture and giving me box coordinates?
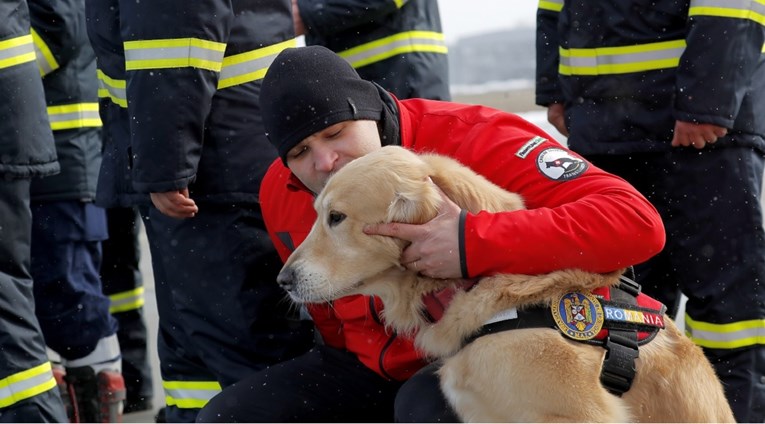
[393,0,408,8]
[539,0,564,12]
[218,38,297,89]
[685,314,765,349]
[124,38,227,72]
[0,34,37,70]
[47,103,102,130]
[163,380,221,409]
[338,30,447,69]
[30,28,59,76]
[109,286,145,314]
[0,362,58,408]
[559,39,686,75]
[97,69,127,108]
[690,0,765,25]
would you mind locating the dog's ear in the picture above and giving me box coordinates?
[386,176,441,224]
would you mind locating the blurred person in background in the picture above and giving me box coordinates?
[536,0,765,421]
[28,0,126,420]
[85,0,315,421]
[0,0,68,421]
[292,0,450,100]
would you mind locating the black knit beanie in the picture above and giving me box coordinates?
[261,46,385,165]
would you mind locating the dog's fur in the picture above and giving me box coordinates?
[278,145,734,422]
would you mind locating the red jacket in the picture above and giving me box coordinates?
[260,97,665,381]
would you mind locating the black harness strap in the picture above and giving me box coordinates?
[461,274,654,396]
[600,275,641,396]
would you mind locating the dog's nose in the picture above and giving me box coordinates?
[276,267,294,292]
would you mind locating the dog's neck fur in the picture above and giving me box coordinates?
[358,267,464,335]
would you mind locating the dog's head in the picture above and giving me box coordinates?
[277,146,442,303]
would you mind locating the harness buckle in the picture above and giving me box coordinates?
[600,332,639,396]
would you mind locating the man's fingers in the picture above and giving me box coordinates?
[363,222,421,241]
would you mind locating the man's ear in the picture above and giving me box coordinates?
[386,177,440,224]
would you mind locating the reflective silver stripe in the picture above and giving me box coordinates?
[690,0,765,24]
[30,28,58,76]
[97,69,127,108]
[0,362,58,408]
[560,39,685,75]
[109,286,145,314]
[338,30,447,69]
[0,34,36,70]
[539,0,564,12]
[218,38,297,89]
[163,380,221,409]
[47,103,102,130]
[124,38,226,72]
[685,314,765,349]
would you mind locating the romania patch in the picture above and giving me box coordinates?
[551,292,604,340]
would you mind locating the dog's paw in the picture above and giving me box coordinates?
[415,324,464,357]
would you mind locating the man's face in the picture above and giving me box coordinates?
[286,119,382,193]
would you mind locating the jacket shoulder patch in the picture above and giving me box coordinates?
[515,136,546,159]
[536,147,588,181]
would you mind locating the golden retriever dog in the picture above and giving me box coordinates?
[277,145,734,422]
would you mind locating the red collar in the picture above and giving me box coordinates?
[422,279,480,322]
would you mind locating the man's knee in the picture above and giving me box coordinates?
[394,363,458,423]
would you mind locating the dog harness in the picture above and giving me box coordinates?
[421,275,666,396]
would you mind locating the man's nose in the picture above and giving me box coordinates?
[314,146,337,172]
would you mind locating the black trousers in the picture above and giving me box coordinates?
[101,206,154,408]
[587,146,765,423]
[196,345,459,423]
[141,203,314,422]
[0,179,67,422]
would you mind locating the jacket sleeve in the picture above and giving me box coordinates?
[296,0,400,36]
[458,116,666,277]
[535,0,564,106]
[674,1,765,128]
[28,0,81,76]
[119,0,233,193]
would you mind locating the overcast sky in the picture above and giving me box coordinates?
[437,0,538,43]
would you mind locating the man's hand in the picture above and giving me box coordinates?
[547,103,569,137]
[671,120,728,149]
[291,0,306,36]
[363,186,463,279]
[150,189,198,219]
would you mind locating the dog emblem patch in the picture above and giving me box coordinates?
[536,148,588,181]
[551,292,604,340]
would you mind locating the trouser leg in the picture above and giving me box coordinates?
[101,206,154,411]
[197,346,402,423]
[0,179,67,423]
[141,204,313,422]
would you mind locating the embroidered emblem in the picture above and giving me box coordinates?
[536,148,588,181]
[551,292,604,340]
[515,136,546,159]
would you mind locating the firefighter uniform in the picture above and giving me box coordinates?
[297,0,450,100]
[536,0,765,421]
[84,0,314,421]
[0,0,67,421]
[28,0,119,367]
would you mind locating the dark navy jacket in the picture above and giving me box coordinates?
[536,0,765,155]
[29,0,102,202]
[86,0,294,207]
[298,0,450,100]
[0,0,58,179]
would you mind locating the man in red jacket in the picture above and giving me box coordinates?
[197,46,666,422]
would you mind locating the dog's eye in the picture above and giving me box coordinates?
[327,211,346,227]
